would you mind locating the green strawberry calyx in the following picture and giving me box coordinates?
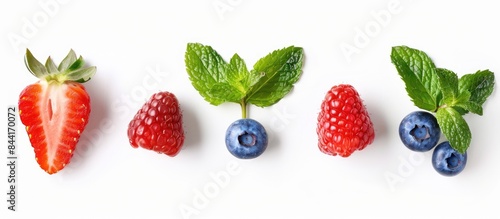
[25,49,96,84]
[185,43,304,118]
[391,45,495,154]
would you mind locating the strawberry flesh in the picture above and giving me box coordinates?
[19,80,90,174]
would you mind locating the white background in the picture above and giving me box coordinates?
[1,0,499,218]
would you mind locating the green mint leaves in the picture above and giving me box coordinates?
[390,46,441,111]
[185,43,304,118]
[245,46,304,107]
[391,46,495,154]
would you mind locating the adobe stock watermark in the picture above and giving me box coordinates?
[384,152,427,192]
[179,160,242,219]
[62,65,171,174]
[111,65,171,120]
[7,0,71,54]
[340,0,409,63]
[269,105,297,133]
[212,0,243,21]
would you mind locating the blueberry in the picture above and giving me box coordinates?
[432,141,467,176]
[399,111,441,152]
[225,118,268,159]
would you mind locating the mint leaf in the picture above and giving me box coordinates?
[209,84,245,104]
[435,68,483,114]
[246,71,266,89]
[390,46,441,111]
[436,107,471,154]
[185,43,304,118]
[436,68,459,105]
[245,46,304,107]
[459,70,495,106]
[226,54,251,93]
[185,43,229,105]
[455,100,483,115]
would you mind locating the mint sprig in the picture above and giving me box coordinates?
[390,46,441,111]
[391,46,495,153]
[185,43,304,118]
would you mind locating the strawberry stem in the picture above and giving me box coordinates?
[45,74,68,84]
[25,49,96,83]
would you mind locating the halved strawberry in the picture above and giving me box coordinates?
[19,49,96,174]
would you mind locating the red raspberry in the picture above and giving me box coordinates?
[317,84,375,157]
[127,91,185,156]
